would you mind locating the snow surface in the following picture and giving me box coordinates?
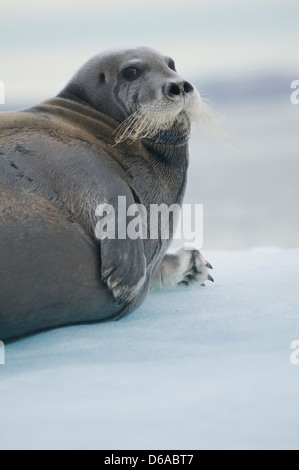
[0,249,299,450]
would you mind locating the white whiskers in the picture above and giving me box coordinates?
[187,90,227,142]
[114,88,227,145]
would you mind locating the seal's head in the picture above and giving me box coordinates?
[59,47,224,144]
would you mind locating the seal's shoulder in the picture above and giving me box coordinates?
[0,108,53,135]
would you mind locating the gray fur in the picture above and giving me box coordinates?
[0,47,212,342]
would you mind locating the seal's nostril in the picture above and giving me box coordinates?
[168,81,194,97]
[169,83,181,96]
[184,81,194,94]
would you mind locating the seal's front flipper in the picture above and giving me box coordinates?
[151,248,213,292]
[101,238,147,304]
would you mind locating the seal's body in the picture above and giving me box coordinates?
[0,47,213,341]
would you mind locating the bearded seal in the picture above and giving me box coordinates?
[0,47,217,342]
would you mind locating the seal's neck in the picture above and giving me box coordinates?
[142,138,189,169]
[28,97,190,176]
[138,112,190,167]
[142,128,190,169]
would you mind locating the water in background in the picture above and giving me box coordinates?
[184,78,299,251]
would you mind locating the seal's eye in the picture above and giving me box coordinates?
[99,73,106,84]
[168,59,176,72]
[122,67,140,80]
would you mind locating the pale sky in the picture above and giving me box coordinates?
[0,0,298,106]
